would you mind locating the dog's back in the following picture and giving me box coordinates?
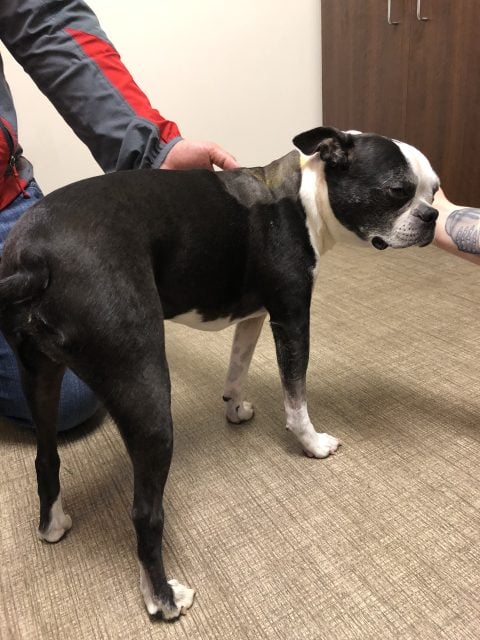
[0,162,309,342]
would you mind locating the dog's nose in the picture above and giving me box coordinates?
[413,205,439,223]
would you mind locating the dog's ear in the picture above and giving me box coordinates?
[292,126,355,167]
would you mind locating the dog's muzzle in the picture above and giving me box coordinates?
[371,204,439,250]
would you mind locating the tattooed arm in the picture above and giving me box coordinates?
[433,189,480,265]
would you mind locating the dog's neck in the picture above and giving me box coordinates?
[298,155,335,270]
[219,150,364,283]
[298,154,366,275]
[218,150,303,210]
[241,151,303,203]
[260,151,303,197]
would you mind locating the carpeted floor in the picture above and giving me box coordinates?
[1,244,479,640]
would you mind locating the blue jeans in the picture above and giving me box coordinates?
[0,181,99,431]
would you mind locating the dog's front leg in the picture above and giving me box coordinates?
[223,314,266,423]
[270,316,340,458]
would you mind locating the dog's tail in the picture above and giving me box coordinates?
[0,254,49,310]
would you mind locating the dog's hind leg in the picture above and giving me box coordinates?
[72,318,194,620]
[223,314,266,423]
[111,362,194,618]
[15,338,71,542]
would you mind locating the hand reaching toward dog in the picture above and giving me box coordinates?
[161,139,239,171]
[433,187,480,264]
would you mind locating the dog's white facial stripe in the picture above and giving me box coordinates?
[393,140,439,203]
[380,140,440,247]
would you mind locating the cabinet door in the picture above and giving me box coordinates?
[406,0,480,204]
[321,0,411,139]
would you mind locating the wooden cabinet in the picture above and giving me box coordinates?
[321,0,480,205]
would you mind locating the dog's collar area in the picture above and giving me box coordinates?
[371,236,389,250]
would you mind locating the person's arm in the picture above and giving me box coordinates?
[433,188,480,265]
[0,0,237,171]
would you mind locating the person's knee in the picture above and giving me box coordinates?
[57,372,100,432]
[0,341,99,431]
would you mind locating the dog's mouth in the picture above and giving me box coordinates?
[371,236,389,250]
[371,219,437,251]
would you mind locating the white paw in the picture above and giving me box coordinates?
[302,432,340,459]
[168,579,196,617]
[225,399,254,423]
[37,495,72,543]
[140,566,195,619]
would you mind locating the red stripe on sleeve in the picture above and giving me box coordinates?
[65,28,180,143]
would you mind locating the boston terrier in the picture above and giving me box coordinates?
[0,127,439,619]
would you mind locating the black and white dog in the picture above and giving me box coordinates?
[0,127,439,619]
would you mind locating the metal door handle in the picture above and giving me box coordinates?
[417,0,429,20]
[387,0,400,24]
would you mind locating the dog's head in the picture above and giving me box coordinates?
[293,126,439,250]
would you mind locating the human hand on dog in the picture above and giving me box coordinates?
[161,139,239,171]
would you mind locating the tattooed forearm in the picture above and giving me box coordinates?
[445,208,480,254]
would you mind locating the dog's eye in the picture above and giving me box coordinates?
[388,186,409,198]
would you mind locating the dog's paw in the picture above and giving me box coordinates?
[37,495,72,543]
[302,432,341,459]
[167,579,196,617]
[140,567,195,620]
[225,398,254,423]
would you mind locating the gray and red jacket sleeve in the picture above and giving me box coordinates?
[0,0,182,172]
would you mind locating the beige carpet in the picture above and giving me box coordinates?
[1,244,479,640]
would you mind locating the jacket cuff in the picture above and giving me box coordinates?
[153,136,183,168]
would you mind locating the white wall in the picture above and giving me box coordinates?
[1,0,322,193]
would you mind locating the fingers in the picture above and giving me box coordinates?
[208,145,240,170]
[161,139,239,171]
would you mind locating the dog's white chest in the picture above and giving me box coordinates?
[169,309,266,331]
